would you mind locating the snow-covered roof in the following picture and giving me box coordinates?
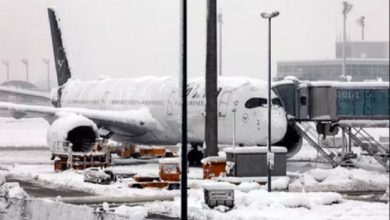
[202,182,235,190]
[223,146,287,154]
[159,158,179,164]
[273,80,389,88]
[309,81,389,88]
[201,155,226,164]
[338,119,390,128]
[278,58,389,65]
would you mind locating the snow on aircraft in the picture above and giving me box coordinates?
[0,8,302,160]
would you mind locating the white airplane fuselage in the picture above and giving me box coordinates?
[57,76,288,146]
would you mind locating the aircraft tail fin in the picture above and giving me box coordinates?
[47,8,71,86]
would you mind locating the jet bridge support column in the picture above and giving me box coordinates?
[340,127,356,167]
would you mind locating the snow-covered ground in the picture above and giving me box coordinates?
[146,189,389,220]
[0,117,49,148]
[0,117,389,220]
[0,173,143,220]
[289,166,389,192]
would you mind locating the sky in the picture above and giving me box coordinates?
[0,0,388,87]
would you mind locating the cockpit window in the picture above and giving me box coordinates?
[244,97,283,108]
[245,98,267,108]
[272,98,283,107]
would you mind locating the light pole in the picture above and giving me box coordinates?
[232,108,236,149]
[42,59,50,91]
[205,0,218,158]
[180,0,188,219]
[342,1,353,78]
[261,10,279,193]
[218,10,223,76]
[2,60,9,81]
[21,59,29,82]
[357,16,365,41]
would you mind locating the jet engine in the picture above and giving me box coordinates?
[274,122,303,158]
[47,113,99,152]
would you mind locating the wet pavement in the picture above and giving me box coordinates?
[147,214,180,220]
[6,177,179,219]
[6,177,94,197]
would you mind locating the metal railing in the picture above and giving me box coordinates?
[292,122,339,167]
[344,127,389,171]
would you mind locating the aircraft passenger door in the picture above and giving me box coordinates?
[101,91,110,110]
[298,86,310,120]
[167,90,176,116]
[219,91,232,117]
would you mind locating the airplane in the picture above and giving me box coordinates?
[0,8,302,162]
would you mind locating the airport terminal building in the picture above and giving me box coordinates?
[276,59,389,81]
[276,41,389,82]
[0,80,49,106]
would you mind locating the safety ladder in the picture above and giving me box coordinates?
[343,127,389,171]
[292,122,339,168]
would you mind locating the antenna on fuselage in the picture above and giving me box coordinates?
[47,8,72,86]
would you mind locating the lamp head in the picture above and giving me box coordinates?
[357,16,365,27]
[342,1,353,14]
[270,11,280,18]
[260,12,269,18]
[261,11,280,19]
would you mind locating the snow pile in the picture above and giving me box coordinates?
[237,182,261,192]
[238,190,342,209]
[0,174,28,199]
[268,176,290,190]
[289,166,389,192]
[0,182,28,199]
[0,173,27,219]
[147,188,389,219]
[115,205,148,220]
[353,149,388,171]
[146,189,390,220]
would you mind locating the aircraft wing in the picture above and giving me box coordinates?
[0,102,159,134]
[0,86,52,103]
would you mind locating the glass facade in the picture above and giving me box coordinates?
[277,60,389,82]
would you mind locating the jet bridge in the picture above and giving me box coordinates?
[273,80,389,171]
[273,80,389,122]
